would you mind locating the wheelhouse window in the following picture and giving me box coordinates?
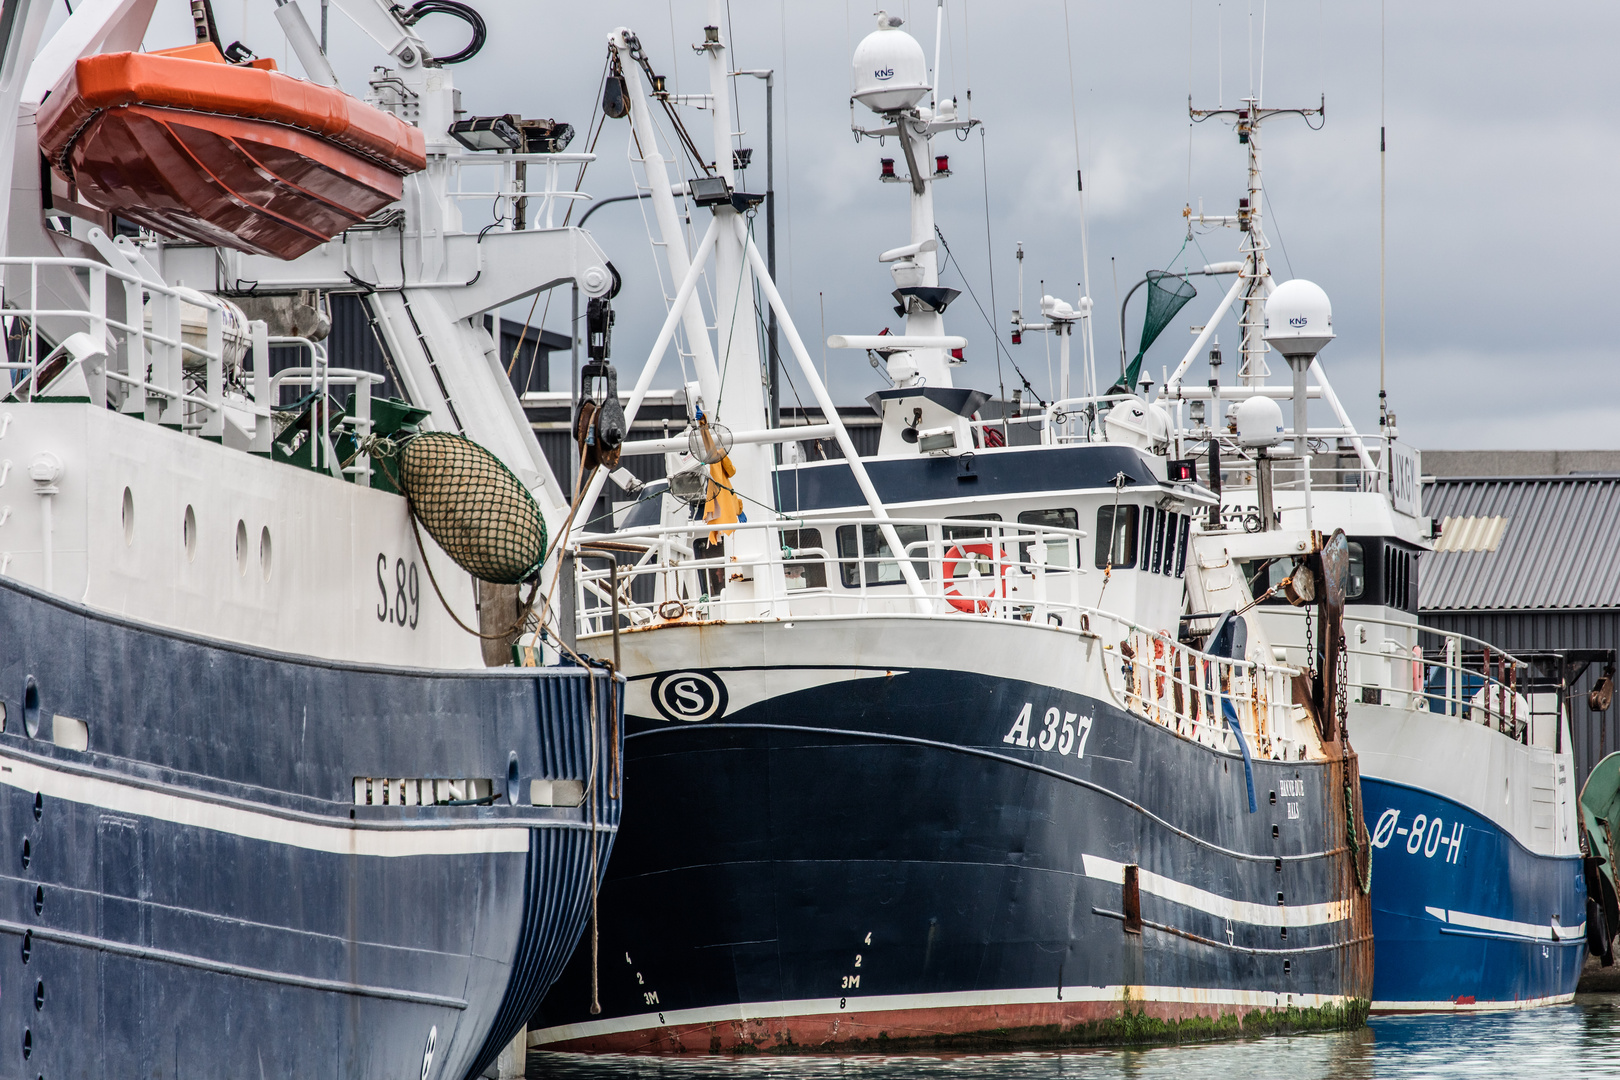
[1347,542,1366,601]
[1017,508,1077,571]
[836,524,930,587]
[781,528,827,590]
[1095,505,1138,569]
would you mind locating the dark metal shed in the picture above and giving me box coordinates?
[1421,463,1620,786]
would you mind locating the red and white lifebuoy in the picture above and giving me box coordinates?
[942,542,1006,614]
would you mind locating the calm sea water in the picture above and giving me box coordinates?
[530,995,1620,1079]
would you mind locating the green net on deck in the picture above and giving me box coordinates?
[1120,271,1197,392]
[393,432,548,584]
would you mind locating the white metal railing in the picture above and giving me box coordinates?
[1037,393,1139,444]
[1113,623,1305,761]
[446,152,596,231]
[572,516,1092,627]
[570,515,1310,761]
[269,339,385,485]
[1329,612,1536,743]
[0,256,263,444]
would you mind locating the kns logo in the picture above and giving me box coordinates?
[651,670,729,723]
[1288,315,1309,327]
[874,67,894,80]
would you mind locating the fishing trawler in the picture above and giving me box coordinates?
[0,1,622,1076]
[1141,99,1588,1010]
[528,7,1372,1053]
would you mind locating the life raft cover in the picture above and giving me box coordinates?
[394,432,548,585]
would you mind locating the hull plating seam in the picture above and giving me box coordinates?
[631,722,1341,864]
[0,917,467,1007]
[1091,909,1372,955]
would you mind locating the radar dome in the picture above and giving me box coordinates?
[1235,395,1286,448]
[1263,279,1334,358]
[852,13,929,114]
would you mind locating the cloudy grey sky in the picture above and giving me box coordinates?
[115,1,1620,450]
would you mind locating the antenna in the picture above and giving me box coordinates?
[1379,0,1388,433]
[1188,94,1324,386]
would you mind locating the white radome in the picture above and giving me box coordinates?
[1235,395,1286,448]
[1263,278,1334,357]
[851,14,929,114]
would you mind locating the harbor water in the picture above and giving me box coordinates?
[531,995,1620,1079]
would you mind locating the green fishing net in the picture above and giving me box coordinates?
[1121,271,1198,391]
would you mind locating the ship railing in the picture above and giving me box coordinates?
[1106,621,1305,762]
[1339,613,1538,743]
[570,516,1306,759]
[446,152,597,232]
[0,255,275,446]
[1173,432,1392,496]
[570,515,1093,628]
[269,346,386,486]
[1035,393,1141,444]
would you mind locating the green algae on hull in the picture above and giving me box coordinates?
[721,998,1371,1055]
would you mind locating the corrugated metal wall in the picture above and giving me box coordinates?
[1422,609,1619,787]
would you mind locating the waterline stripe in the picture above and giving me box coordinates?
[529,983,1350,1046]
[1371,992,1576,1014]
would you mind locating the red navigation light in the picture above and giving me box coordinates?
[934,154,949,174]
[880,158,896,179]
[950,347,964,360]
[1011,330,1022,345]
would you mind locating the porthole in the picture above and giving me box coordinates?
[183,505,197,562]
[20,838,29,870]
[22,1027,30,1059]
[33,980,42,1011]
[235,520,248,577]
[22,677,39,739]
[506,752,520,806]
[121,487,134,545]
[259,526,273,582]
[0,701,7,732]
[33,885,43,915]
[19,930,30,963]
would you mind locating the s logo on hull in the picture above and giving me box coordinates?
[651,671,729,723]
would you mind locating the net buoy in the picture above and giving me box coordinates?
[390,431,548,584]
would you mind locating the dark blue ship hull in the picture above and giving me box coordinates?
[531,662,1372,1052]
[0,575,621,1079]
[1362,776,1585,1009]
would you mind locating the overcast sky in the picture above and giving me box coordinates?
[111,1,1620,451]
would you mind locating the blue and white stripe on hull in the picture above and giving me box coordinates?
[0,572,622,1080]
[1363,775,1585,1012]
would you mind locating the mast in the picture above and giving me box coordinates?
[1187,95,1324,387]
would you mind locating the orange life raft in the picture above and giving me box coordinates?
[37,44,428,260]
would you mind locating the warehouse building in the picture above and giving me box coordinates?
[1422,451,1620,786]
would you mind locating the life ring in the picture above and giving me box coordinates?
[942,542,1006,614]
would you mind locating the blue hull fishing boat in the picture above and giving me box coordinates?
[0,0,629,1073]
